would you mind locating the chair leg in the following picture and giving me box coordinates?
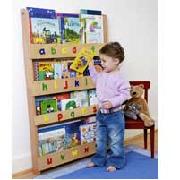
[150,125,155,158]
[144,129,148,149]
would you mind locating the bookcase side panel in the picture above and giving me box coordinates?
[21,9,40,175]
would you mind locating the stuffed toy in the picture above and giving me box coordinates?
[124,84,154,127]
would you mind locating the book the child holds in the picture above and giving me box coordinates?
[70,47,94,73]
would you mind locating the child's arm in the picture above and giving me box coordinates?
[109,80,131,108]
[88,60,99,83]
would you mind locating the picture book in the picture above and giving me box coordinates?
[40,98,57,114]
[30,17,61,44]
[38,62,54,80]
[63,120,82,148]
[55,93,70,111]
[57,13,81,43]
[61,99,77,111]
[35,96,48,115]
[70,47,94,73]
[80,123,96,144]
[80,9,104,43]
[38,124,65,156]
[54,63,62,79]
[88,89,98,106]
[70,90,89,107]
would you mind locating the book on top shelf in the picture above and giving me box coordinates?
[80,9,104,43]
[30,17,61,44]
[57,13,81,43]
[27,7,56,18]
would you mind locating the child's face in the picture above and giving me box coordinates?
[100,54,119,73]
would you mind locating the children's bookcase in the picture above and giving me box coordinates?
[21,9,108,174]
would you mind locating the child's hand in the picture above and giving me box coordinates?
[102,101,113,109]
[89,59,94,67]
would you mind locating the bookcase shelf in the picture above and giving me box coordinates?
[38,142,96,171]
[31,76,95,96]
[34,105,97,126]
[30,43,104,59]
[21,8,107,174]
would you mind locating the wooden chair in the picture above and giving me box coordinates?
[125,81,155,158]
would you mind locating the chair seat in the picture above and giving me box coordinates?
[125,118,146,129]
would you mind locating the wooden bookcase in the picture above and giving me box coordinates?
[21,9,108,174]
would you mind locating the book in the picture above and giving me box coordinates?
[30,17,61,44]
[88,89,98,106]
[57,13,81,43]
[70,47,94,73]
[38,124,65,156]
[63,120,82,148]
[38,62,54,80]
[35,96,48,115]
[55,93,70,111]
[54,62,62,79]
[80,9,104,43]
[33,61,39,81]
[80,123,96,144]
[40,98,57,114]
[61,99,77,111]
[70,90,89,107]
[27,7,56,18]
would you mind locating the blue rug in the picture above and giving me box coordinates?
[55,151,158,179]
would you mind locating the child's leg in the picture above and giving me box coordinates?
[106,111,126,170]
[89,112,108,167]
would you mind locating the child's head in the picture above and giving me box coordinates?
[99,42,124,73]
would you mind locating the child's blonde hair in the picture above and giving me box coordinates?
[99,42,124,64]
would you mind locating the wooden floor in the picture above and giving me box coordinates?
[13,130,158,179]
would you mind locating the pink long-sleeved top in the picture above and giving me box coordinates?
[89,65,131,108]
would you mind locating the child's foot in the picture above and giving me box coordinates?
[107,166,116,172]
[87,162,96,168]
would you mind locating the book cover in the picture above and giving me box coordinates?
[40,98,57,114]
[30,18,61,44]
[63,120,82,148]
[55,93,70,111]
[57,13,81,43]
[61,99,77,111]
[38,62,54,80]
[35,96,48,115]
[27,7,56,18]
[70,47,94,73]
[88,89,98,106]
[54,63,62,79]
[80,123,96,144]
[70,90,89,107]
[80,9,104,43]
[38,125,65,155]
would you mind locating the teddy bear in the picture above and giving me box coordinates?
[124,84,154,127]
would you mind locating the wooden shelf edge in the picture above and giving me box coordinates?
[30,43,105,59]
[38,142,96,171]
[32,76,95,96]
[34,105,97,126]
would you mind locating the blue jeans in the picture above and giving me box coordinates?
[91,110,126,169]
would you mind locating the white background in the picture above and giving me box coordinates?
[1,0,180,179]
[11,0,158,174]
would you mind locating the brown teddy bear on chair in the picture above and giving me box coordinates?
[124,84,154,127]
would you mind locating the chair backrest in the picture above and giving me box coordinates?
[129,81,150,103]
